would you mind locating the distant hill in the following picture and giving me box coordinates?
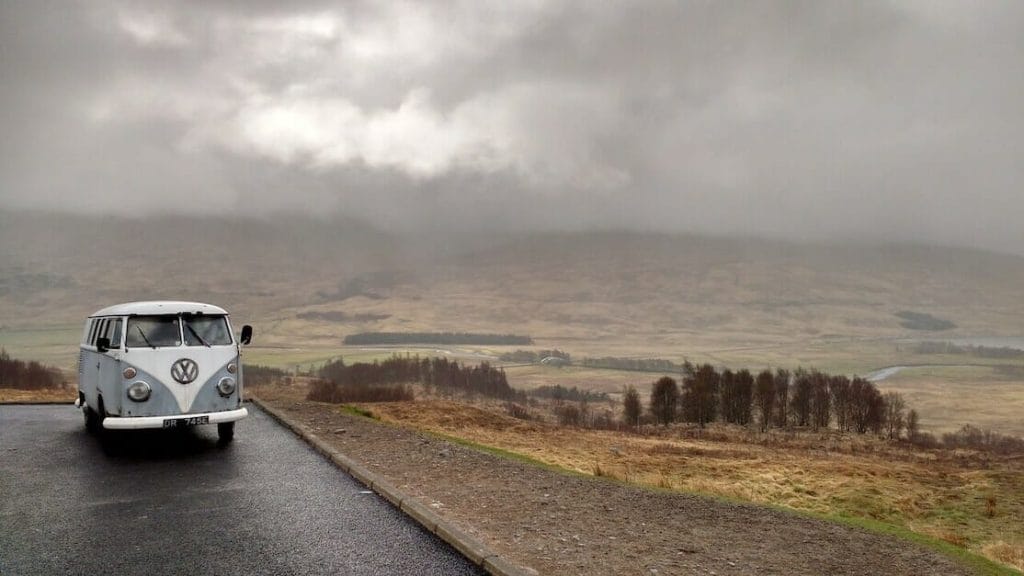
[0,211,402,325]
[384,231,1024,348]
[3,211,1024,354]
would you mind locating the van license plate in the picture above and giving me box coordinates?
[163,416,209,428]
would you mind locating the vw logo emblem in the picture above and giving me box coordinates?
[171,358,199,384]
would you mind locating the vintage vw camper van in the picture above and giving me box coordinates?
[77,301,252,442]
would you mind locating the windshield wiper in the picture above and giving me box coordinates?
[135,325,156,349]
[186,322,211,347]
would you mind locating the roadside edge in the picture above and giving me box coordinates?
[0,400,74,405]
[250,396,538,576]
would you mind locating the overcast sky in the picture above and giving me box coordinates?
[1,1,1022,252]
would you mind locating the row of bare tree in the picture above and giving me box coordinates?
[623,364,917,438]
[309,354,524,403]
[0,348,63,390]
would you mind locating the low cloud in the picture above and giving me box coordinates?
[1,0,1022,253]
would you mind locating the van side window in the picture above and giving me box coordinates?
[88,320,100,345]
[95,319,108,345]
[106,318,123,347]
[85,320,96,345]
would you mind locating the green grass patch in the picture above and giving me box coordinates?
[339,404,378,420]
[826,514,1021,576]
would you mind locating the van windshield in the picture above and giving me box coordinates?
[183,314,232,346]
[126,316,181,348]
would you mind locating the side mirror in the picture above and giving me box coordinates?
[240,325,253,346]
[96,337,111,353]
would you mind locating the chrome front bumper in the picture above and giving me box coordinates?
[101,407,248,430]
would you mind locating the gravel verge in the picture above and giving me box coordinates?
[255,394,975,576]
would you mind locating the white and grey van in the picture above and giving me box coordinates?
[77,301,252,442]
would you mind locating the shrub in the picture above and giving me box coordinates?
[0,349,63,390]
[504,402,532,420]
[530,384,608,402]
[910,431,940,449]
[555,403,582,427]
[942,425,1024,454]
[242,364,287,387]
[894,310,956,331]
[343,332,532,345]
[312,354,522,403]
[307,379,414,403]
[581,356,691,373]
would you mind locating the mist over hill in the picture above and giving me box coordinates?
[0,211,401,324]
[3,210,1024,348]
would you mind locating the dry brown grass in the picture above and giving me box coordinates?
[880,367,1024,436]
[0,387,75,403]
[345,394,1024,572]
[984,542,1024,572]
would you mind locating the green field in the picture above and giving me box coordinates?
[4,318,1022,436]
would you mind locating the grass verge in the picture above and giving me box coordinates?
[366,402,1022,576]
[448,432,1020,576]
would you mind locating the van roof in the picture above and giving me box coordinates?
[89,301,229,317]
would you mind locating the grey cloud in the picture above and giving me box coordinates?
[1,0,1022,253]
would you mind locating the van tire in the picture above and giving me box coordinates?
[84,403,101,433]
[217,422,235,443]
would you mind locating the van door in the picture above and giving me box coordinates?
[96,318,124,415]
[87,319,106,407]
[79,319,98,408]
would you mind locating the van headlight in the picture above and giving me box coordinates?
[127,381,151,402]
[123,366,137,379]
[217,376,236,397]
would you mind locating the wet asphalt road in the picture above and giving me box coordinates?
[0,404,484,576]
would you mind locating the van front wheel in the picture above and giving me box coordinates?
[217,422,235,443]
[83,404,101,433]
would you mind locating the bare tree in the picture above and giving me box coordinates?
[720,369,753,426]
[719,369,737,423]
[790,368,812,427]
[649,376,679,426]
[622,385,642,428]
[906,408,920,441]
[0,348,8,388]
[754,369,775,433]
[773,368,790,428]
[883,391,907,440]
[829,375,852,432]
[849,377,884,434]
[682,364,719,428]
[810,370,831,430]
[733,369,754,426]
[0,348,62,390]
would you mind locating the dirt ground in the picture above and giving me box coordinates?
[253,387,976,576]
